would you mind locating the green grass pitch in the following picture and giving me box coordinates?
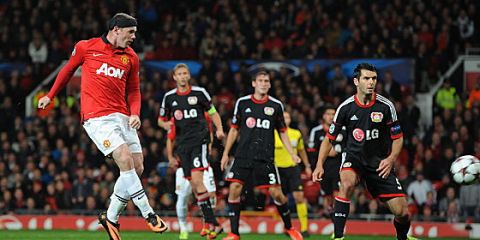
[0,230,468,240]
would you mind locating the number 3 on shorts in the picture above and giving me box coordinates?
[268,173,276,184]
[193,157,201,168]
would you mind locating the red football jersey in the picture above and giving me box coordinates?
[47,35,141,121]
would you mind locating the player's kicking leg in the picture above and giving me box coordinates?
[100,144,167,239]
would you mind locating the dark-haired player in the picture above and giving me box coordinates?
[221,70,303,240]
[38,13,168,240]
[312,63,417,240]
[307,105,343,220]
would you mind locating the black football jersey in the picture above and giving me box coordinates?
[326,94,403,168]
[159,86,213,148]
[307,124,344,168]
[231,95,286,165]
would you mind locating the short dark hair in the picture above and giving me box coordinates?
[322,104,336,115]
[353,63,377,79]
[252,69,270,81]
[107,13,137,30]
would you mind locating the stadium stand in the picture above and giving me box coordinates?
[0,0,479,228]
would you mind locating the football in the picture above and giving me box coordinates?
[450,155,480,184]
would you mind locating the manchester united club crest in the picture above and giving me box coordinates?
[187,96,198,105]
[370,112,383,123]
[120,55,129,65]
[264,107,274,116]
[103,140,111,148]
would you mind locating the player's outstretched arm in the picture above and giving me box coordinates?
[312,137,333,182]
[221,127,238,171]
[37,96,51,109]
[38,42,85,109]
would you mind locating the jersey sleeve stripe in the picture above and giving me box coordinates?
[161,88,177,108]
[268,96,284,111]
[326,132,336,140]
[333,96,354,122]
[377,95,397,121]
[391,132,403,139]
[192,86,211,101]
[309,125,323,142]
[233,95,251,115]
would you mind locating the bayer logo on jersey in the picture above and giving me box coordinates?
[450,155,480,184]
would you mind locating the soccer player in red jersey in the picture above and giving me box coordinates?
[38,13,167,240]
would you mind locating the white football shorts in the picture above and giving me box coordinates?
[83,113,142,156]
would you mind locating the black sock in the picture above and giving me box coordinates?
[228,201,241,235]
[275,202,292,229]
[198,193,218,226]
[333,197,350,238]
[394,215,410,240]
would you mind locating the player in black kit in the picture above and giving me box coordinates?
[307,105,342,217]
[312,63,417,240]
[220,70,303,240]
[158,63,224,239]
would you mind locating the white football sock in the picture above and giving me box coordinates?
[106,177,130,223]
[120,169,153,218]
[176,193,189,232]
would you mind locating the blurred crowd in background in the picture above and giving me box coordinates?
[0,0,480,223]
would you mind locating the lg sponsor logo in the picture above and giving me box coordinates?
[352,128,379,141]
[174,109,198,120]
[246,117,270,129]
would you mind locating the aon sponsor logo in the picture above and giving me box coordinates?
[96,63,125,78]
